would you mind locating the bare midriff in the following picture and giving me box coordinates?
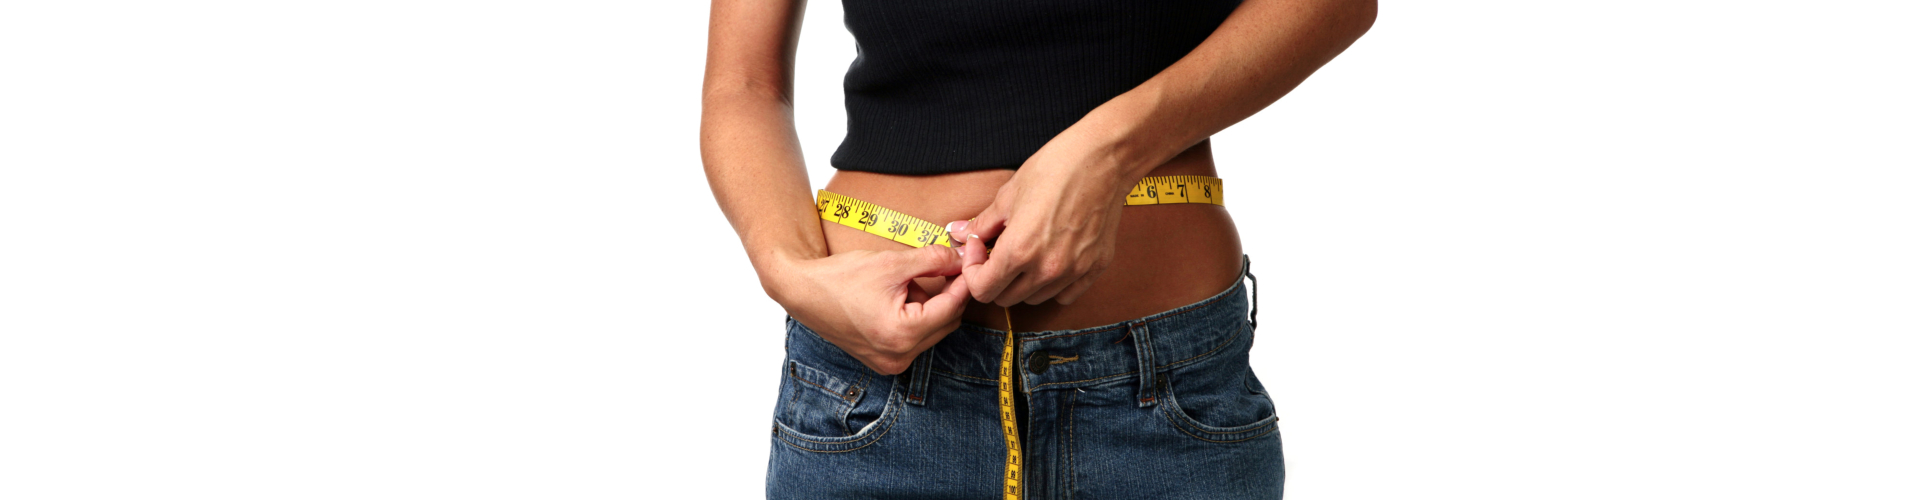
[821,141,1244,332]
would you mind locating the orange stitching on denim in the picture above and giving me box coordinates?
[963,323,1126,342]
[775,414,896,452]
[932,368,997,384]
[1138,323,1159,407]
[1143,286,1235,324]
[785,374,801,415]
[1028,370,1138,391]
[1066,389,1077,499]
[773,392,903,453]
[851,371,870,402]
[946,323,1249,392]
[1156,322,1248,371]
[1027,324,1128,341]
[1162,415,1280,443]
[777,407,897,446]
[789,362,857,403]
[1155,378,1281,443]
[1007,323,1244,392]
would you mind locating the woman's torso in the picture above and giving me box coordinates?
[821,141,1244,331]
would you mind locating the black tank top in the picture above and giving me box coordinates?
[830,0,1243,175]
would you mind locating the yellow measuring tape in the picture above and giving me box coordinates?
[815,175,1223,500]
[815,175,1222,250]
[1121,174,1225,207]
[998,307,1021,500]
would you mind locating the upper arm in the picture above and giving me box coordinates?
[704,0,808,105]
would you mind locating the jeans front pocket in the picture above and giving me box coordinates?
[1155,328,1279,443]
[779,359,868,437]
[771,317,902,453]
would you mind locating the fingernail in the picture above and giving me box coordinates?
[946,220,969,233]
[955,246,966,257]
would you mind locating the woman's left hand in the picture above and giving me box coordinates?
[946,132,1136,307]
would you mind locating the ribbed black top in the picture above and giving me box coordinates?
[830,0,1243,175]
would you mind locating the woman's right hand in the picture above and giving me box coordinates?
[765,244,972,375]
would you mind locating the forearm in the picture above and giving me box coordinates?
[700,76,828,306]
[701,0,825,300]
[700,0,969,371]
[700,91,827,297]
[1077,0,1378,183]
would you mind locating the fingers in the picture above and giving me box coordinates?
[908,273,971,325]
[1020,270,1080,305]
[948,188,1020,302]
[957,199,1029,304]
[963,248,1021,304]
[867,273,970,375]
[960,231,990,267]
[957,232,999,301]
[898,274,970,346]
[969,245,1111,306]
[888,243,963,280]
[948,204,1009,243]
[1052,272,1101,305]
[992,260,1083,306]
[1029,257,1108,305]
[945,219,972,243]
[990,272,1043,307]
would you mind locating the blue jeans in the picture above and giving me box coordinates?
[768,256,1282,499]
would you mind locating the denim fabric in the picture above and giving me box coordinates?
[768,257,1282,500]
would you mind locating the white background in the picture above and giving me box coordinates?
[2,1,1915,498]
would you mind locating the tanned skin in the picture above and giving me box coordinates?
[701,0,1375,374]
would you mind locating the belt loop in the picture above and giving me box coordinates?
[1244,254,1257,332]
[905,346,933,406]
[1130,321,1158,408]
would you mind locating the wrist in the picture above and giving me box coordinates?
[750,248,818,304]
[1074,86,1191,190]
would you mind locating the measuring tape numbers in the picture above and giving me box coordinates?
[814,175,1224,500]
[1123,174,1224,206]
[816,175,1222,250]
[998,307,1022,500]
[816,190,955,248]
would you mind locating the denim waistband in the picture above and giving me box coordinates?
[919,256,1256,396]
